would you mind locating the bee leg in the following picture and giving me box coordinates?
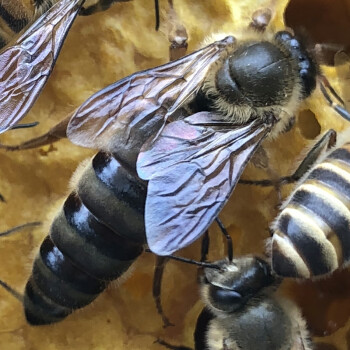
[0,193,5,202]
[0,222,41,237]
[161,0,188,61]
[9,121,39,130]
[152,255,174,328]
[155,338,192,350]
[319,75,350,121]
[200,230,210,262]
[215,218,233,262]
[0,115,70,151]
[249,8,272,32]
[0,279,24,303]
[239,129,337,187]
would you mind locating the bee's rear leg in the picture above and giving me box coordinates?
[239,129,337,190]
[152,255,174,328]
[0,116,70,151]
[155,338,192,350]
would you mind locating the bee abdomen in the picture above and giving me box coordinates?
[272,149,350,278]
[77,151,147,242]
[25,235,107,325]
[24,152,146,325]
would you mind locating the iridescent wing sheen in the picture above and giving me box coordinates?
[137,112,274,255]
[67,36,236,155]
[0,0,84,134]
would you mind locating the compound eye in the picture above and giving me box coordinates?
[209,285,243,312]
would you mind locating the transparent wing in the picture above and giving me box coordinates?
[0,0,84,134]
[67,36,236,153]
[137,112,273,255]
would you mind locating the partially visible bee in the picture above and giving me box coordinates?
[0,0,129,49]
[0,0,139,133]
[157,256,312,350]
[270,127,350,279]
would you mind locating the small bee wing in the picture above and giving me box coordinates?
[67,36,235,151]
[137,111,273,256]
[0,0,84,134]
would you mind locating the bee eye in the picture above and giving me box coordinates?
[209,285,242,312]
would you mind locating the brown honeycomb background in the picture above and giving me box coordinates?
[1,0,350,349]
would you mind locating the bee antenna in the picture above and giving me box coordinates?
[0,279,24,303]
[145,249,221,269]
[0,222,41,237]
[215,218,233,262]
[9,121,39,130]
[319,75,350,121]
[155,0,160,31]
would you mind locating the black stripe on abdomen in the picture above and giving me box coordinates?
[0,5,28,33]
[290,189,350,261]
[50,192,143,280]
[308,167,350,202]
[275,212,332,275]
[328,147,350,165]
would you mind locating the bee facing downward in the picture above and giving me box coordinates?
[6,28,350,325]
[158,256,312,350]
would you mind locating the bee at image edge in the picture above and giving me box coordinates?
[0,0,126,47]
[0,0,130,133]
[270,126,350,279]
[12,28,350,325]
[157,256,312,350]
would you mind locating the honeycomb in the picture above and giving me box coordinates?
[0,0,350,349]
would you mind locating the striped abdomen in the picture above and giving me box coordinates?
[24,151,147,325]
[272,143,350,278]
[0,1,56,49]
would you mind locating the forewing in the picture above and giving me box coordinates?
[67,36,235,152]
[0,0,84,133]
[137,112,273,255]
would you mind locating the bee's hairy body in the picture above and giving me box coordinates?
[25,151,146,325]
[193,31,317,138]
[272,134,350,279]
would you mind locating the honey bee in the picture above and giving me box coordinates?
[0,0,132,133]
[270,127,350,279]
[66,29,350,258]
[157,256,312,350]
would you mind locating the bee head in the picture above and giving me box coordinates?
[214,31,317,110]
[201,256,275,314]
